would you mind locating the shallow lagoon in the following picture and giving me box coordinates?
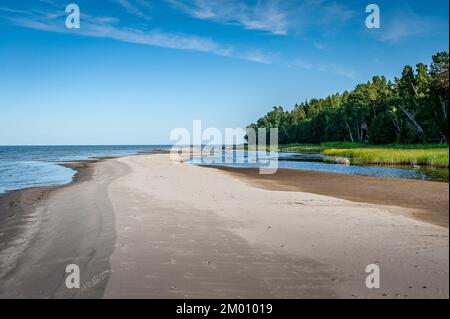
[191,150,448,182]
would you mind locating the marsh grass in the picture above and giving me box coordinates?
[278,142,449,168]
[323,148,448,167]
[278,144,325,153]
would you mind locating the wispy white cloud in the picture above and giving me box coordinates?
[8,16,232,56]
[2,7,275,64]
[167,0,356,36]
[286,58,355,79]
[166,0,291,35]
[239,50,274,64]
[7,16,62,33]
[379,8,446,43]
[111,0,151,20]
[320,3,355,26]
[318,63,356,79]
[0,7,29,14]
[288,58,313,70]
[0,2,357,78]
[313,41,325,50]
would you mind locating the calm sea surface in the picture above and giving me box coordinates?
[0,145,170,194]
[0,146,446,195]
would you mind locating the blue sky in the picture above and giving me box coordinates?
[0,0,448,145]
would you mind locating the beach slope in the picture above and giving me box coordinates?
[0,154,448,298]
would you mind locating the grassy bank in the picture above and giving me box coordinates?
[278,142,449,168]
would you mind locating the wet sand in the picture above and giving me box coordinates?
[213,167,449,227]
[0,159,120,298]
[0,154,448,298]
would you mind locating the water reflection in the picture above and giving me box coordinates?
[191,150,447,182]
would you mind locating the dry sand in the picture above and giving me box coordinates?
[0,154,448,298]
[212,166,449,227]
[104,155,448,298]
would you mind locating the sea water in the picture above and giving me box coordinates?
[0,145,170,194]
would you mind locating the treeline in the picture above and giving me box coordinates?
[248,52,449,145]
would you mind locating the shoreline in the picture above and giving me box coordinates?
[0,149,172,228]
[0,158,103,298]
[0,150,170,299]
[0,153,448,298]
[0,157,105,262]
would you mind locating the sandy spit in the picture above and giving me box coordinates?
[104,155,449,298]
[0,154,448,298]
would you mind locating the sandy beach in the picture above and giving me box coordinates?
[213,166,449,227]
[0,154,448,298]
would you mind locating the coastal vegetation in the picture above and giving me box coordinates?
[278,142,448,167]
[247,52,449,168]
[323,146,448,168]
